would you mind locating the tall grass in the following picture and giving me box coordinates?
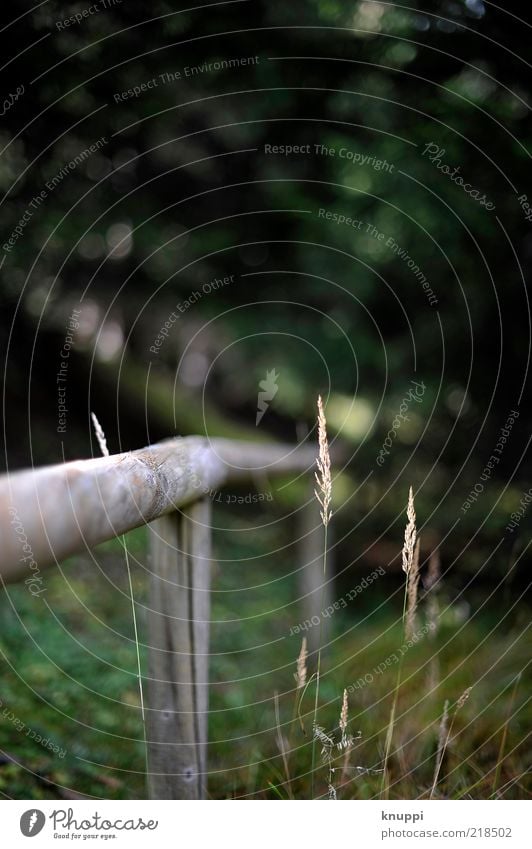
[491,673,521,797]
[380,487,418,798]
[253,428,527,801]
[311,395,332,796]
[91,413,148,780]
[430,688,472,797]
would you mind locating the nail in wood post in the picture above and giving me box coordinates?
[147,498,212,799]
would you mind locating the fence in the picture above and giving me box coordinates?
[0,435,332,799]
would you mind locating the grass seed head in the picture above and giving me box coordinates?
[431,699,451,798]
[457,686,472,710]
[315,395,332,527]
[402,486,417,574]
[405,537,421,640]
[339,688,348,734]
[91,412,109,457]
[294,637,308,689]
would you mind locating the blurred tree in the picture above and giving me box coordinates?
[1,0,530,562]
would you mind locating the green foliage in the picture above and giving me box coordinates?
[1,530,529,799]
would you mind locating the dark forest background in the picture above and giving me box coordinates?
[2,0,531,574]
[0,0,530,799]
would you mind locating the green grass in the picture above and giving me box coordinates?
[0,522,529,800]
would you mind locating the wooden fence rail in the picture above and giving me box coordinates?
[0,435,331,799]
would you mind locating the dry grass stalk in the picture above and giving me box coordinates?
[338,688,354,751]
[312,693,359,797]
[405,537,421,640]
[294,637,308,690]
[492,673,521,797]
[274,692,293,799]
[339,689,348,736]
[311,395,332,798]
[431,687,472,798]
[431,698,449,797]
[313,723,337,800]
[313,723,335,754]
[315,395,332,527]
[381,486,417,798]
[91,411,148,778]
[91,412,109,457]
[338,689,354,785]
[457,686,472,710]
[337,690,360,784]
[438,698,450,748]
[402,486,416,574]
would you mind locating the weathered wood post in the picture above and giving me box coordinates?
[147,498,212,799]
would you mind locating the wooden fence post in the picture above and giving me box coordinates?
[146,498,212,799]
[298,482,334,659]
